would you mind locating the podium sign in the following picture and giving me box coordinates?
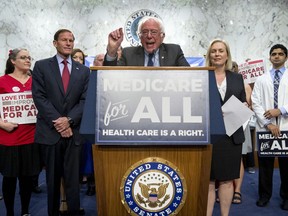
[96,69,210,145]
[80,67,221,216]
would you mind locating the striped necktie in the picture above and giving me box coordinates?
[274,70,280,108]
[147,53,154,66]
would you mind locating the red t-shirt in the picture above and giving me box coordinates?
[0,75,35,146]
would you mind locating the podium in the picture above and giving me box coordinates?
[80,67,225,216]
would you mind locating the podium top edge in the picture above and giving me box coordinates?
[90,66,216,71]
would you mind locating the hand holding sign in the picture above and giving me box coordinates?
[0,121,18,132]
[266,124,280,138]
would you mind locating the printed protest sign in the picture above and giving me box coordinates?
[257,131,288,157]
[0,92,37,124]
[238,59,266,84]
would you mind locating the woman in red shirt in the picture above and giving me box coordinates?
[0,49,41,216]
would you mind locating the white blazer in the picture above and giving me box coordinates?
[252,68,288,132]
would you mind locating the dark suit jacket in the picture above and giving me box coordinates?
[104,43,190,66]
[32,56,90,145]
[221,70,246,144]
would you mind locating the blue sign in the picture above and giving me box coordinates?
[95,69,210,145]
[257,131,288,157]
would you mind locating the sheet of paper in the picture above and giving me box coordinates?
[222,95,254,136]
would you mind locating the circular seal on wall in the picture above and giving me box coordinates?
[120,157,187,215]
[124,9,162,47]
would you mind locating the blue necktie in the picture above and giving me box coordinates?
[147,53,154,66]
[274,70,280,108]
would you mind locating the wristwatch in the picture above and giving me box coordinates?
[67,117,74,126]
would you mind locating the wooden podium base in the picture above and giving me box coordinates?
[93,144,212,216]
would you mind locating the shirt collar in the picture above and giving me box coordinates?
[56,54,72,65]
[144,49,159,57]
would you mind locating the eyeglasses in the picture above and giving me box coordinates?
[17,56,33,61]
[140,30,161,37]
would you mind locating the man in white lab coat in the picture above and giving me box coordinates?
[252,44,288,211]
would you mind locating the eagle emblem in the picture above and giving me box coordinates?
[136,182,170,208]
[120,158,187,215]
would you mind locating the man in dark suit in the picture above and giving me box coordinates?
[32,29,90,216]
[104,16,190,67]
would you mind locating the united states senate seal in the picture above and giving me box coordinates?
[124,9,161,47]
[120,157,187,215]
